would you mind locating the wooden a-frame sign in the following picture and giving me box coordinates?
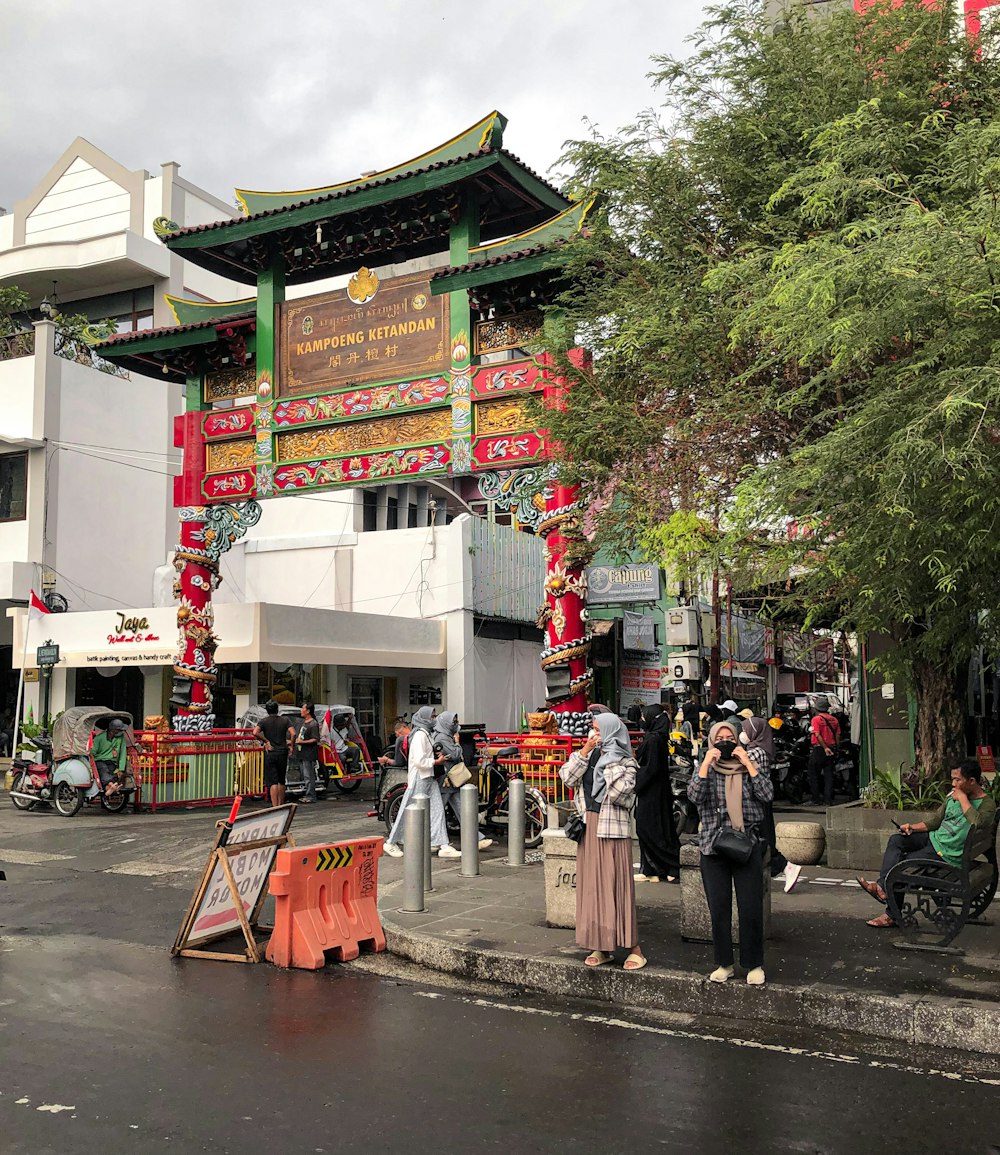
[172,803,296,964]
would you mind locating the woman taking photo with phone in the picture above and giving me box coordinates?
[559,712,646,971]
[688,720,773,985]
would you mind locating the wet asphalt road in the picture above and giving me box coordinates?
[2,801,999,1153]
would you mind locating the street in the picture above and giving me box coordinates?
[2,800,998,1154]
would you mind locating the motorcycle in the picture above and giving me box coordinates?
[9,707,139,817]
[375,728,548,849]
[668,730,699,835]
[769,717,809,805]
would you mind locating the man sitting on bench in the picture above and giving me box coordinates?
[858,759,996,927]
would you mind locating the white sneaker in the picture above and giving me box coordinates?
[383,843,403,858]
[709,965,735,983]
[477,838,494,850]
[746,967,766,986]
[783,864,802,893]
[437,845,461,858]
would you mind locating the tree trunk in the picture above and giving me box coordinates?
[910,656,966,773]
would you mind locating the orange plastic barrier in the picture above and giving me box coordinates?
[265,838,386,970]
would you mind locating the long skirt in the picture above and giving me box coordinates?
[575,811,638,951]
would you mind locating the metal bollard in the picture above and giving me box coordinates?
[508,776,526,867]
[413,794,433,892]
[460,782,480,877]
[401,803,426,912]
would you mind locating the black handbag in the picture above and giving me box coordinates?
[711,825,757,864]
[564,813,586,843]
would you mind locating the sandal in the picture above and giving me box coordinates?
[857,876,886,903]
[623,952,647,971]
[584,951,613,967]
[866,913,896,928]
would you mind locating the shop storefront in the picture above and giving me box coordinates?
[8,602,446,747]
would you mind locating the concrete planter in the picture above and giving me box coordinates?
[679,841,771,943]
[775,821,826,866]
[825,801,936,871]
[541,828,578,929]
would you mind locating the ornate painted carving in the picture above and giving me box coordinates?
[272,376,449,427]
[450,329,472,475]
[474,398,527,437]
[206,440,255,472]
[472,359,547,398]
[255,370,275,498]
[474,313,542,356]
[205,366,257,402]
[472,431,544,468]
[203,407,255,440]
[203,471,256,500]
[475,466,553,532]
[276,409,451,461]
[274,444,450,491]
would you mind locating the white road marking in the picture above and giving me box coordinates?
[15,1097,30,1105]
[37,1104,75,1113]
[0,850,75,864]
[412,991,1000,1085]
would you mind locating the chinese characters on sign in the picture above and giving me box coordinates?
[281,272,449,397]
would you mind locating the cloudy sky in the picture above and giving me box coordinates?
[0,0,708,211]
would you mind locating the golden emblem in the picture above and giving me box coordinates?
[411,292,428,311]
[301,315,314,335]
[348,266,380,304]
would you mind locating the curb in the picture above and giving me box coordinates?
[380,914,1000,1057]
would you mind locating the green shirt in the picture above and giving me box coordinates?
[91,730,126,771]
[927,795,996,866]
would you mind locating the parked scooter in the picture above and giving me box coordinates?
[668,730,699,835]
[769,716,809,805]
[9,707,138,817]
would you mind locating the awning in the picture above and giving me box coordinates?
[8,601,446,671]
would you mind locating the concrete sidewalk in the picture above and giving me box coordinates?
[376,848,1000,1056]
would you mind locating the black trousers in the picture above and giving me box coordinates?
[877,831,941,890]
[760,802,787,876]
[807,746,833,806]
[700,844,765,970]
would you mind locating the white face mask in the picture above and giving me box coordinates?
[739,732,750,746]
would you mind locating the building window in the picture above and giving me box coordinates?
[0,453,27,522]
[362,490,378,532]
[386,496,399,530]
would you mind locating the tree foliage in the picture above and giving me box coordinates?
[544,1,1000,766]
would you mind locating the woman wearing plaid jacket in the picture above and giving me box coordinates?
[560,712,646,971]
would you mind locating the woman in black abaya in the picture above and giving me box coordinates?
[634,704,680,883]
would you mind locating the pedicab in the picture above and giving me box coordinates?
[318,704,376,794]
[9,707,139,817]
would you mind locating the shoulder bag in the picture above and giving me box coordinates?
[443,762,472,789]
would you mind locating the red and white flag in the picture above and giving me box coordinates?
[28,591,50,621]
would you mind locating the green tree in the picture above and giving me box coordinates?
[544,1,1000,769]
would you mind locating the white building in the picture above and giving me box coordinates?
[0,138,241,729]
[3,141,547,743]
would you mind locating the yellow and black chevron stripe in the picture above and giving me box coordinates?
[316,846,354,871]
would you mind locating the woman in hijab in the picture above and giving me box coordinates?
[383,706,461,859]
[688,720,773,985]
[435,711,493,851]
[559,712,645,970]
[741,716,800,893]
[634,704,680,883]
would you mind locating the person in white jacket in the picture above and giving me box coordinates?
[383,706,460,858]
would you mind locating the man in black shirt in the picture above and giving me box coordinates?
[253,700,294,808]
[296,701,321,803]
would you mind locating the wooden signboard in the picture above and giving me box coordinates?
[172,803,296,963]
[281,269,448,396]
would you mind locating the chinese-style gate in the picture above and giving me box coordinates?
[100,112,594,732]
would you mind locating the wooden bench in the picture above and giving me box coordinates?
[884,816,999,953]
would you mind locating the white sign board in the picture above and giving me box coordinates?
[177,805,295,953]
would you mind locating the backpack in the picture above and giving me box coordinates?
[815,712,839,748]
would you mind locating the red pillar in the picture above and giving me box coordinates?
[171,511,220,732]
[539,353,592,733]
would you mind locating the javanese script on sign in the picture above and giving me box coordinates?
[281,271,448,397]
